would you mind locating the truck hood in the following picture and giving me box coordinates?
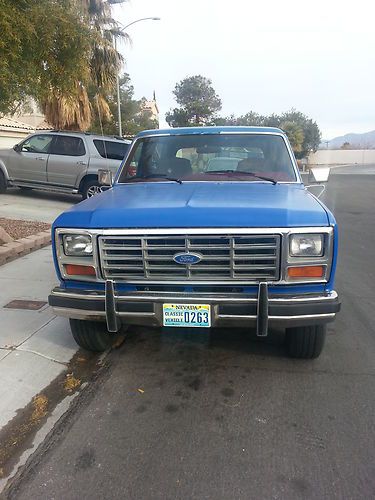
[54,182,329,229]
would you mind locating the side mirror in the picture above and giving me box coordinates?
[305,167,330,199]
[308,167,330,184]
[98,169,113,187]
[13,144,21,153]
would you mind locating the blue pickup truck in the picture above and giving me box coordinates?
[48,126,340,358]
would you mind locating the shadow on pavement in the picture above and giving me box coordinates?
[5,187,80,205]
[119,325,286,361]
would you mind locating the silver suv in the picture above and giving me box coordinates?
[0,131,131,199]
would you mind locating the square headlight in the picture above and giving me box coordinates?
[289,234,323,257]
[63,234,93,256]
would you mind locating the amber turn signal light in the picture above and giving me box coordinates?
[65,264,96,276]
[288,266,324,278]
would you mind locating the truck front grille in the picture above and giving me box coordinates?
[99,234,281,283]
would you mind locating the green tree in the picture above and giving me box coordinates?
[215,111,265,126]
[0,0,92,116]
[166,75,222,127]
[0,0,124,130]
[90,73,158,137]
[216,108,321,157]
[214,114,238,126]
[41,0,123,130]
[280,121,304,153]
[279,109,321,158]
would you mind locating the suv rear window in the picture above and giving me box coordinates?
[51,136,86,156]
[93,140,130,161]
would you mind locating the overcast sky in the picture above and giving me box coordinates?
[113,0,374,139]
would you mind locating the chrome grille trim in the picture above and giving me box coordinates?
[99,234,281,282]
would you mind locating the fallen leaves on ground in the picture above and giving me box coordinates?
[31,394,49,421]
[64,373,81,392]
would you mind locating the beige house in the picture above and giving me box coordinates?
[0,99,53,148]
[141,93,159,124]
[15,108,49,131]
[0,117,35,148]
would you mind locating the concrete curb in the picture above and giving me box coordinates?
[0,230,51,266]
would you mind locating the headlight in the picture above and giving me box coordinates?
[63,234,93,256]
[289,234,323,257]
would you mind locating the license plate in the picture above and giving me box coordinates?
[163,303,211,328]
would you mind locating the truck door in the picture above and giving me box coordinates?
[47,135,88,188]
[8,134,53,183]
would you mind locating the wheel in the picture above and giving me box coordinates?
[82,179,104,199]
[70,319,125,352]
[285,325,326,359]
[0,171,7,194]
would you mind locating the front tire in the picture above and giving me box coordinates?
[0,171,7,194]
[82,179,103,200]
[70,319,124,352]
[285,325,326,359]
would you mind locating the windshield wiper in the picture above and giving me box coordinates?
[125,174,182,184]
[206,169,277,185]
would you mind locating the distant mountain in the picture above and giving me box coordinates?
[320,130,375,149]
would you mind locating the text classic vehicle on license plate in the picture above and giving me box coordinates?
[163,303,211,328]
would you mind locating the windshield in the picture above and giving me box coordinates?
[119,133,297,183]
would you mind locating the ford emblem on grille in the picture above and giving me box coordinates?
[173,252,202,265]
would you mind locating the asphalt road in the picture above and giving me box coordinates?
[4,167,375,500]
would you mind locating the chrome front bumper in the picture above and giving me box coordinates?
[48,281,340,336]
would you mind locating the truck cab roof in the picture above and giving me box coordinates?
[135,126,286,138]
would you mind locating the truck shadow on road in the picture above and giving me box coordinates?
[117,326,289,363]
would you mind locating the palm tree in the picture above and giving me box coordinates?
[281,121,305,153]
[42,0,126,131]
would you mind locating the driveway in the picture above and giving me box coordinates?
[0,188,79,223]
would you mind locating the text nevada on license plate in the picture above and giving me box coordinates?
[163,303,211,328]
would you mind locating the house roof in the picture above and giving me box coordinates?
[0,116,35,132]
[36,119,54,130]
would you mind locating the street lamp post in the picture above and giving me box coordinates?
[115,17,161,137]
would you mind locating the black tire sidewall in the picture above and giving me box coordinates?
[0,171,7,194]
[70,319,116,352]
[285,324,326,359]
[82,179,100,199]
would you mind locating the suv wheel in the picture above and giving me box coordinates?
[0,171,7,194]
[285,325,326,359]
[70,319,127,352]
[82,179,103,199]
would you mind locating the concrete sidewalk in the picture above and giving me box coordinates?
[0,246,78,429]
